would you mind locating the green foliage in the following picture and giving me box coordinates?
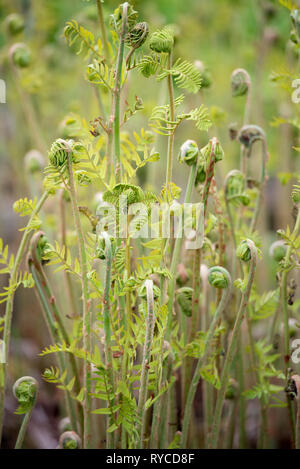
[158,58,202,93]
[64,20,102,59]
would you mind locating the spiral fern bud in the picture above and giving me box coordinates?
[149,27,174,54]
[208,267,229,289]
[13,376,38,413]
[59,431,81,449]
[231,68,251,97]
[103,183,144,206]
[127,22,149,48]
[236,240,251,262]
[178,140,199,166]
[176,287,193,317]
[110,3,138,33]
[10,43,32,68]
[195,161,206,185]
[269,240,287,263]
[24,149,45,174]
[48,139,73,168]
[225,170,250,206]
[238,125,265,149]
[225,378,238,400]
[201,139,224,163]
[5,14,25,36]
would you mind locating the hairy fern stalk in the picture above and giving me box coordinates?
[1,0,300,451]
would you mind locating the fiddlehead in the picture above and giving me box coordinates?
[13,376,39,449]
[58,431,82,449]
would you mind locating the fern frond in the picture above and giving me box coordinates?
[158,58,202,93]
[135,54,161,77]
[185,105,212,131]
[64,20,103,60]
[86,59,113,90]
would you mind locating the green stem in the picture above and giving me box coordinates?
[137,280,155,449]
[96,0,110,62]
[29,262,78,433]
[66,150,91,449]
[0,191,48,445]
[101,232,115,449]
[29,232,83,435]
[113,2,128,182]
[165,51,175,188]
[281,206,300,443]
[180,267,232,448]
[167,163,197,334]
[208,240,257,449]
[15,408,34,449]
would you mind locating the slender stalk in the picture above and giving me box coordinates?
[59,191,78,317]
[15,408,33,449]
[29,231,83,434]
[113,2,128,182]
[165,51,175,188]
[208,239,257,449]
[0,191,48,444]
[181,267,232,448]
[184,139,217,404]
[66,149,91,449]
[137,280,155,448]
[100,232,115,449]
[167,163,197,333]
[281,206,300,443]
[29,261,78,432]
[96,0,110,62]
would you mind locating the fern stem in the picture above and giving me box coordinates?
[208,240,257,449]
[0,191,48,445]
[165,51,175,188]
[59,190,78,317]
[29,262,78,433]
[281,206,300,443]
[180,267,232,448]
[113,2,128,182]
[29,232,83,435]
[167,163,197,332]
[101,232,115,449]
[15,407,34,449]
[96,0,110,62]
[66,151,91,449]
[137,280,155,448]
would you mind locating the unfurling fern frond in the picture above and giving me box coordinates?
[149,95,185,136]
[158,58,202,93]
[149,26,174,54]
[64,20,102,60]
[103,184,144,206]
[185,105,212,131]
[136,54,160,77]
[292,179,300,204]
[13,197,37,217]
[86,60,113,90]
